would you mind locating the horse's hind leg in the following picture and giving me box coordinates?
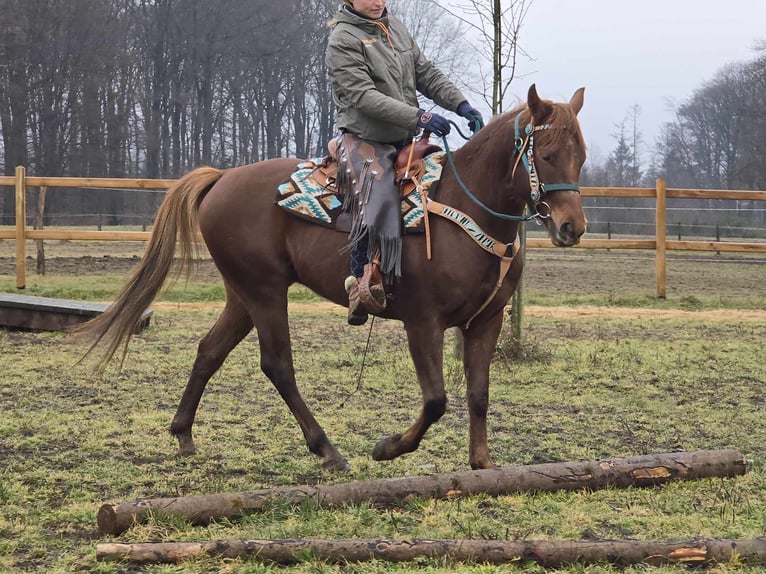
[250,293,349,471]
[372,322,446,461]
[170,288,253,455]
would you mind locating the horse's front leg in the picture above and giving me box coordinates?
[462,309,505,469]
[372,321,446,461]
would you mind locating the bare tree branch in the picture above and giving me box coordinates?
[425,0,533,113]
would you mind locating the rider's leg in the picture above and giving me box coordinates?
[346,233,370,325]
[338,133,401,326]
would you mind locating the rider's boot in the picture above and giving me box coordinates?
[345,275,368,326]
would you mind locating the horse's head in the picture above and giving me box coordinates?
[516,84,588,246]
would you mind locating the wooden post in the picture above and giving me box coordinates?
[655,178,666,298]
[35,186,47,275]
[15,166,26,289]
[715,222,721,255]
[510,220,525,356]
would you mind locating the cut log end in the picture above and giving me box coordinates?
[96,504,119,536]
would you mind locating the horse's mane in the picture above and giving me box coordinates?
[482,98,585,151]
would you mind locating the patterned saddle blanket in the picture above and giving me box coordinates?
[275,151,446,234]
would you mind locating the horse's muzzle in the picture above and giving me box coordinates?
[550,220,586,247]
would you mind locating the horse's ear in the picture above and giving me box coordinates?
[569,87,585,116]
[528,84,553,122]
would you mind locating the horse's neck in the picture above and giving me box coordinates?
[438,137,525,242]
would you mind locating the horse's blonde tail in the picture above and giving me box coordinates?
[72,166,224,370]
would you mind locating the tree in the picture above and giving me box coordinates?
[425,0,532,114]
[655,63,757,190]
[0,0,32,176]
[0,0,491,223]
[604,107,643,188]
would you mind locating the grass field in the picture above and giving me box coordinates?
[1,248,765,573]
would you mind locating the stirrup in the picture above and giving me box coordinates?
[357,262,386,313]
[344,276,368,326]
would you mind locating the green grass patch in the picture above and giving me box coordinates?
[1,302,765,572]
[0,275,327,306]
[0,251,765,572]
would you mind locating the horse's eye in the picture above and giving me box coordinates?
[542,155,553,162]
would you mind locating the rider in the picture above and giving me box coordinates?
[326,0,483,326]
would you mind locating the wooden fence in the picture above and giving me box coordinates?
[2,166,766,295]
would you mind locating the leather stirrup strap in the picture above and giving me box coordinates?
[420,184,432,260]
[410,172,432,260]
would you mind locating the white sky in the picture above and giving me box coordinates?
[508,0,765,164]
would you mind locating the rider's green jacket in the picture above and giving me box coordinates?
[325,5,467,145]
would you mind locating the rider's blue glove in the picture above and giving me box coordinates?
[457,101,484,133]
[416,110,451,137]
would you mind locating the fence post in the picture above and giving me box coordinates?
[35,186,47,274]
[15,165,27,289]
[655,178,666,299]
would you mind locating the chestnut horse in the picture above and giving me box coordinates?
[78,85,587,471]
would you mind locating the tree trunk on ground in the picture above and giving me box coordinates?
[96,537,766,566]
[97,449,746,535]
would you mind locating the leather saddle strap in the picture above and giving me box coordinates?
[426,198,515,258]
[463,254,515,330]
[422,197,520,329]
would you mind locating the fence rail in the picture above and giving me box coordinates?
[2,167,766,295]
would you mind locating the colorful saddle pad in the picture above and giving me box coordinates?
[275,151,446,234]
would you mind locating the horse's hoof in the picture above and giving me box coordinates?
[175,435,198,456]
[372,434,402,461]
[470,459,497,470]
[322,456,350,472]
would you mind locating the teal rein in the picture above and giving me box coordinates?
[441,123,538,222]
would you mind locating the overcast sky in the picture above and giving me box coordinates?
[508,0,765,164]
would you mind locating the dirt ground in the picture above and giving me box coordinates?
[1,246,764,322]
[1,247,762,290]
[149,300,766,323]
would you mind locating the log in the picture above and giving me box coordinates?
[97,449,746,535]
[96,537,766,566]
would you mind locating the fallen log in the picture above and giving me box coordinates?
[97,449,746,535]
[96,537,766,566]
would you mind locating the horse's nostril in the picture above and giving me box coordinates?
[560,221,584,242]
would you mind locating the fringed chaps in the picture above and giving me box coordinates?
[336,133,402,278]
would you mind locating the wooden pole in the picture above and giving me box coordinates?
[15,166,26,289]
[97,449,746,536]
[35,186,47,275]
[510,220,526,356]
[655,177,667,298]
[96,537,766,566]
